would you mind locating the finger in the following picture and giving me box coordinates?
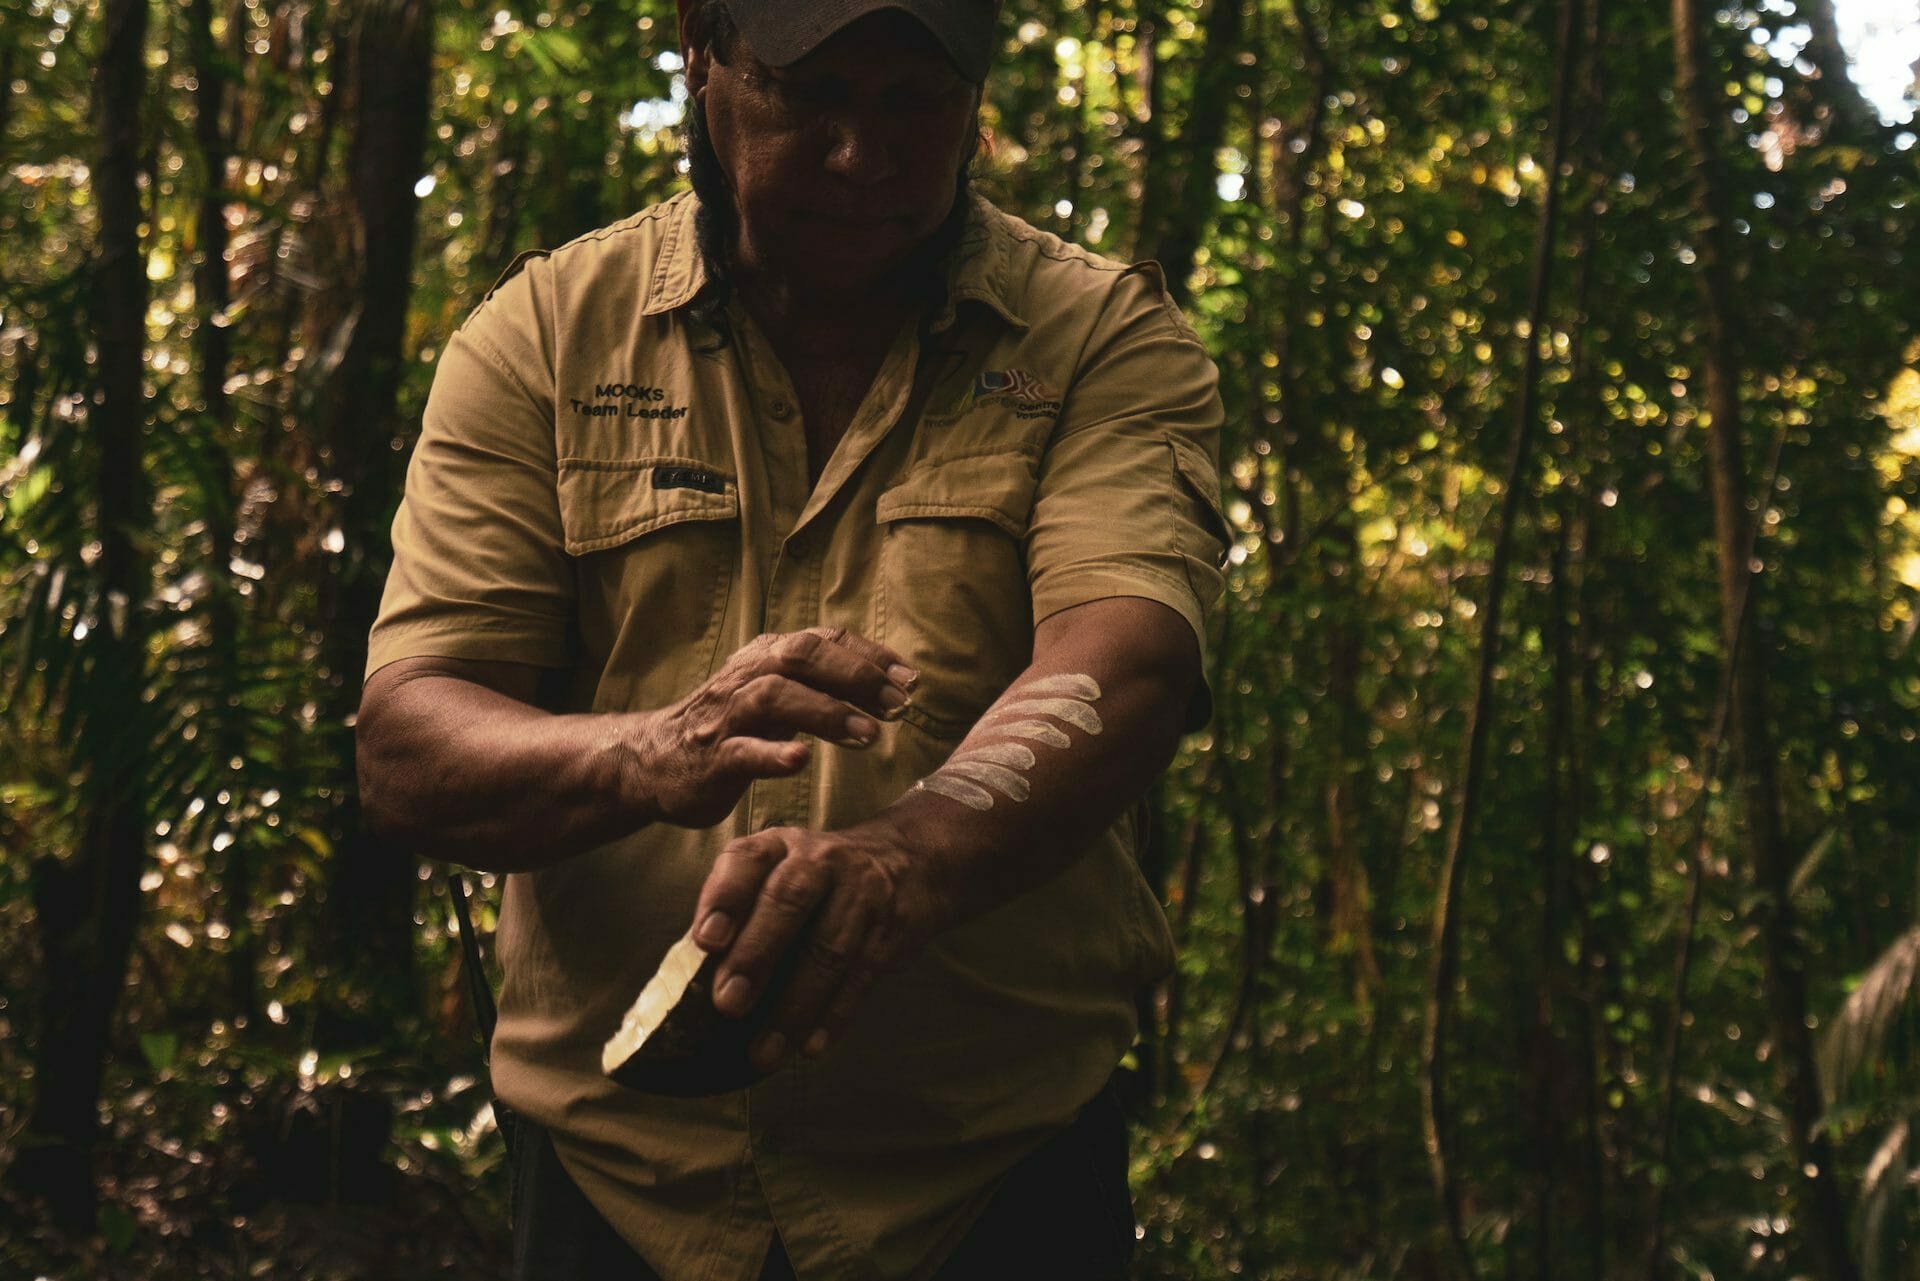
[752,897,875,1071]
[692,830,789,959]
[759,629,917,721]
[795,950,881,1064]
[713,854,831,1021]
[714,735,810,784]
[801,626,917,691]
[728,674,881,747]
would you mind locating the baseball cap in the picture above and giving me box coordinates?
[726,0,1001,82]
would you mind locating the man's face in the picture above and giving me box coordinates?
[686,11,981,297]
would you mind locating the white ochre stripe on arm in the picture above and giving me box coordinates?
[911,675,1105,811]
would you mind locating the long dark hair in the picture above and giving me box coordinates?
[679,0,981,345]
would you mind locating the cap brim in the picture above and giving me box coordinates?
[732,0,995,82]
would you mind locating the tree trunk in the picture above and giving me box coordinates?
[1421,2,1584,1275]
[1136,0,1246,307]
[481,111,533,275]
[0,46,15,148]
[1323,524,1380,1006]
[1121,0,1167,247]
[1268,0,1331,569]
[316,0,435,1043]
[1534,11,1612,1269]
[6,0,153,1232]
[1668,3,1858,1278]
[188,0,259,1030]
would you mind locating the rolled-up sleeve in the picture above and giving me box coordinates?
[365,261,573,678]
[1024,263,1230,727]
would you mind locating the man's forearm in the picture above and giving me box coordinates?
[358,668,647,873]
[871,597,1198,931]
[682,600,1201,1072]
[357,630,918,875]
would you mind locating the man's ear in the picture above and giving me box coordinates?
[676,0,710,99]
[686,46,712,102]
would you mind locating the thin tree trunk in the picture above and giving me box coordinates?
[1324,526,1381,1006]
[1137,0,1246,306]
[1122,0,1166,247]
[1130,784,1180,1110]
[0,46,15,150]
[316,0,435,1041]
[189,0,258,1029]
[1168,609,1273,1129]
[1058,46,1091,242]
[531,0,621,248]
[1156,795,1209,1104]
[7,0,153,1231]
[1534,8,1612,1268]
[189,0,231,472]
[1268,0,1331,572]
[1642,423,1784,1277]
[1561,96,1611,1281]
[481,112,532,274]
[1668,3,1857,1277]
[1421,2,1583,1275]
[1528,505,1574,1281]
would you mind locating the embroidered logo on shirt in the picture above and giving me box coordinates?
[927,367,1061,425]
[569,382,690,421]
[973,368,1056,404]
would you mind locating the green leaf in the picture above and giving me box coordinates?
[1789,827,1839,898]
[138,1030,179,1075]
[99,1201,137,1254]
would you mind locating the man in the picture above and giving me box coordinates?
[355,0,1228,1277]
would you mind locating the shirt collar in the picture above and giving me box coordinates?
[639,189,1028,333]
[639,190,709,317]
[931,192,1028,333]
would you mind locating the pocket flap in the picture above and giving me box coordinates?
[875,450,1039,540]
[556,457,738,555]
[1165,434,1231,567]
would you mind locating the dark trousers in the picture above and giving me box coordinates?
[509,1083,1136,1280]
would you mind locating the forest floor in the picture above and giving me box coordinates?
[0,1147,513,1280]
[0,1085,515,1280]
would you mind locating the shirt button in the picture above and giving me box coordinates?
[787,535,810,560]
[769,399,793,421]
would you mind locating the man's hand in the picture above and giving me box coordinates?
[640,627,919,828]
[356,627,916,873]
[677,598,1199,1074]
[689,820,947,1074]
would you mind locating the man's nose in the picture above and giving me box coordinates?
[823,116,900,186]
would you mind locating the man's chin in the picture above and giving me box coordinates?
[780,234,928,296]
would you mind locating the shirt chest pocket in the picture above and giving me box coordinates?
[875,450,1039,739]
[556,457,739,713]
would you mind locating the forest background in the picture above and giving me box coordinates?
[3,0,1919,1277]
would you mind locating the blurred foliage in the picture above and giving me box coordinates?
[2,0,1920,1277]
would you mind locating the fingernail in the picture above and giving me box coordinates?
[879,686,908,712]
[697,912,732,948]
[887,663,919,690]
[719,974,751,1013]
[804,1028,828,1057]
[843,713,879,744]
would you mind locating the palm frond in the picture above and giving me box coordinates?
[1856,1117,1910,1281]
[1822,925,1920,1105]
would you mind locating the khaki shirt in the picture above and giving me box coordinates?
[367,189,1227,1281]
